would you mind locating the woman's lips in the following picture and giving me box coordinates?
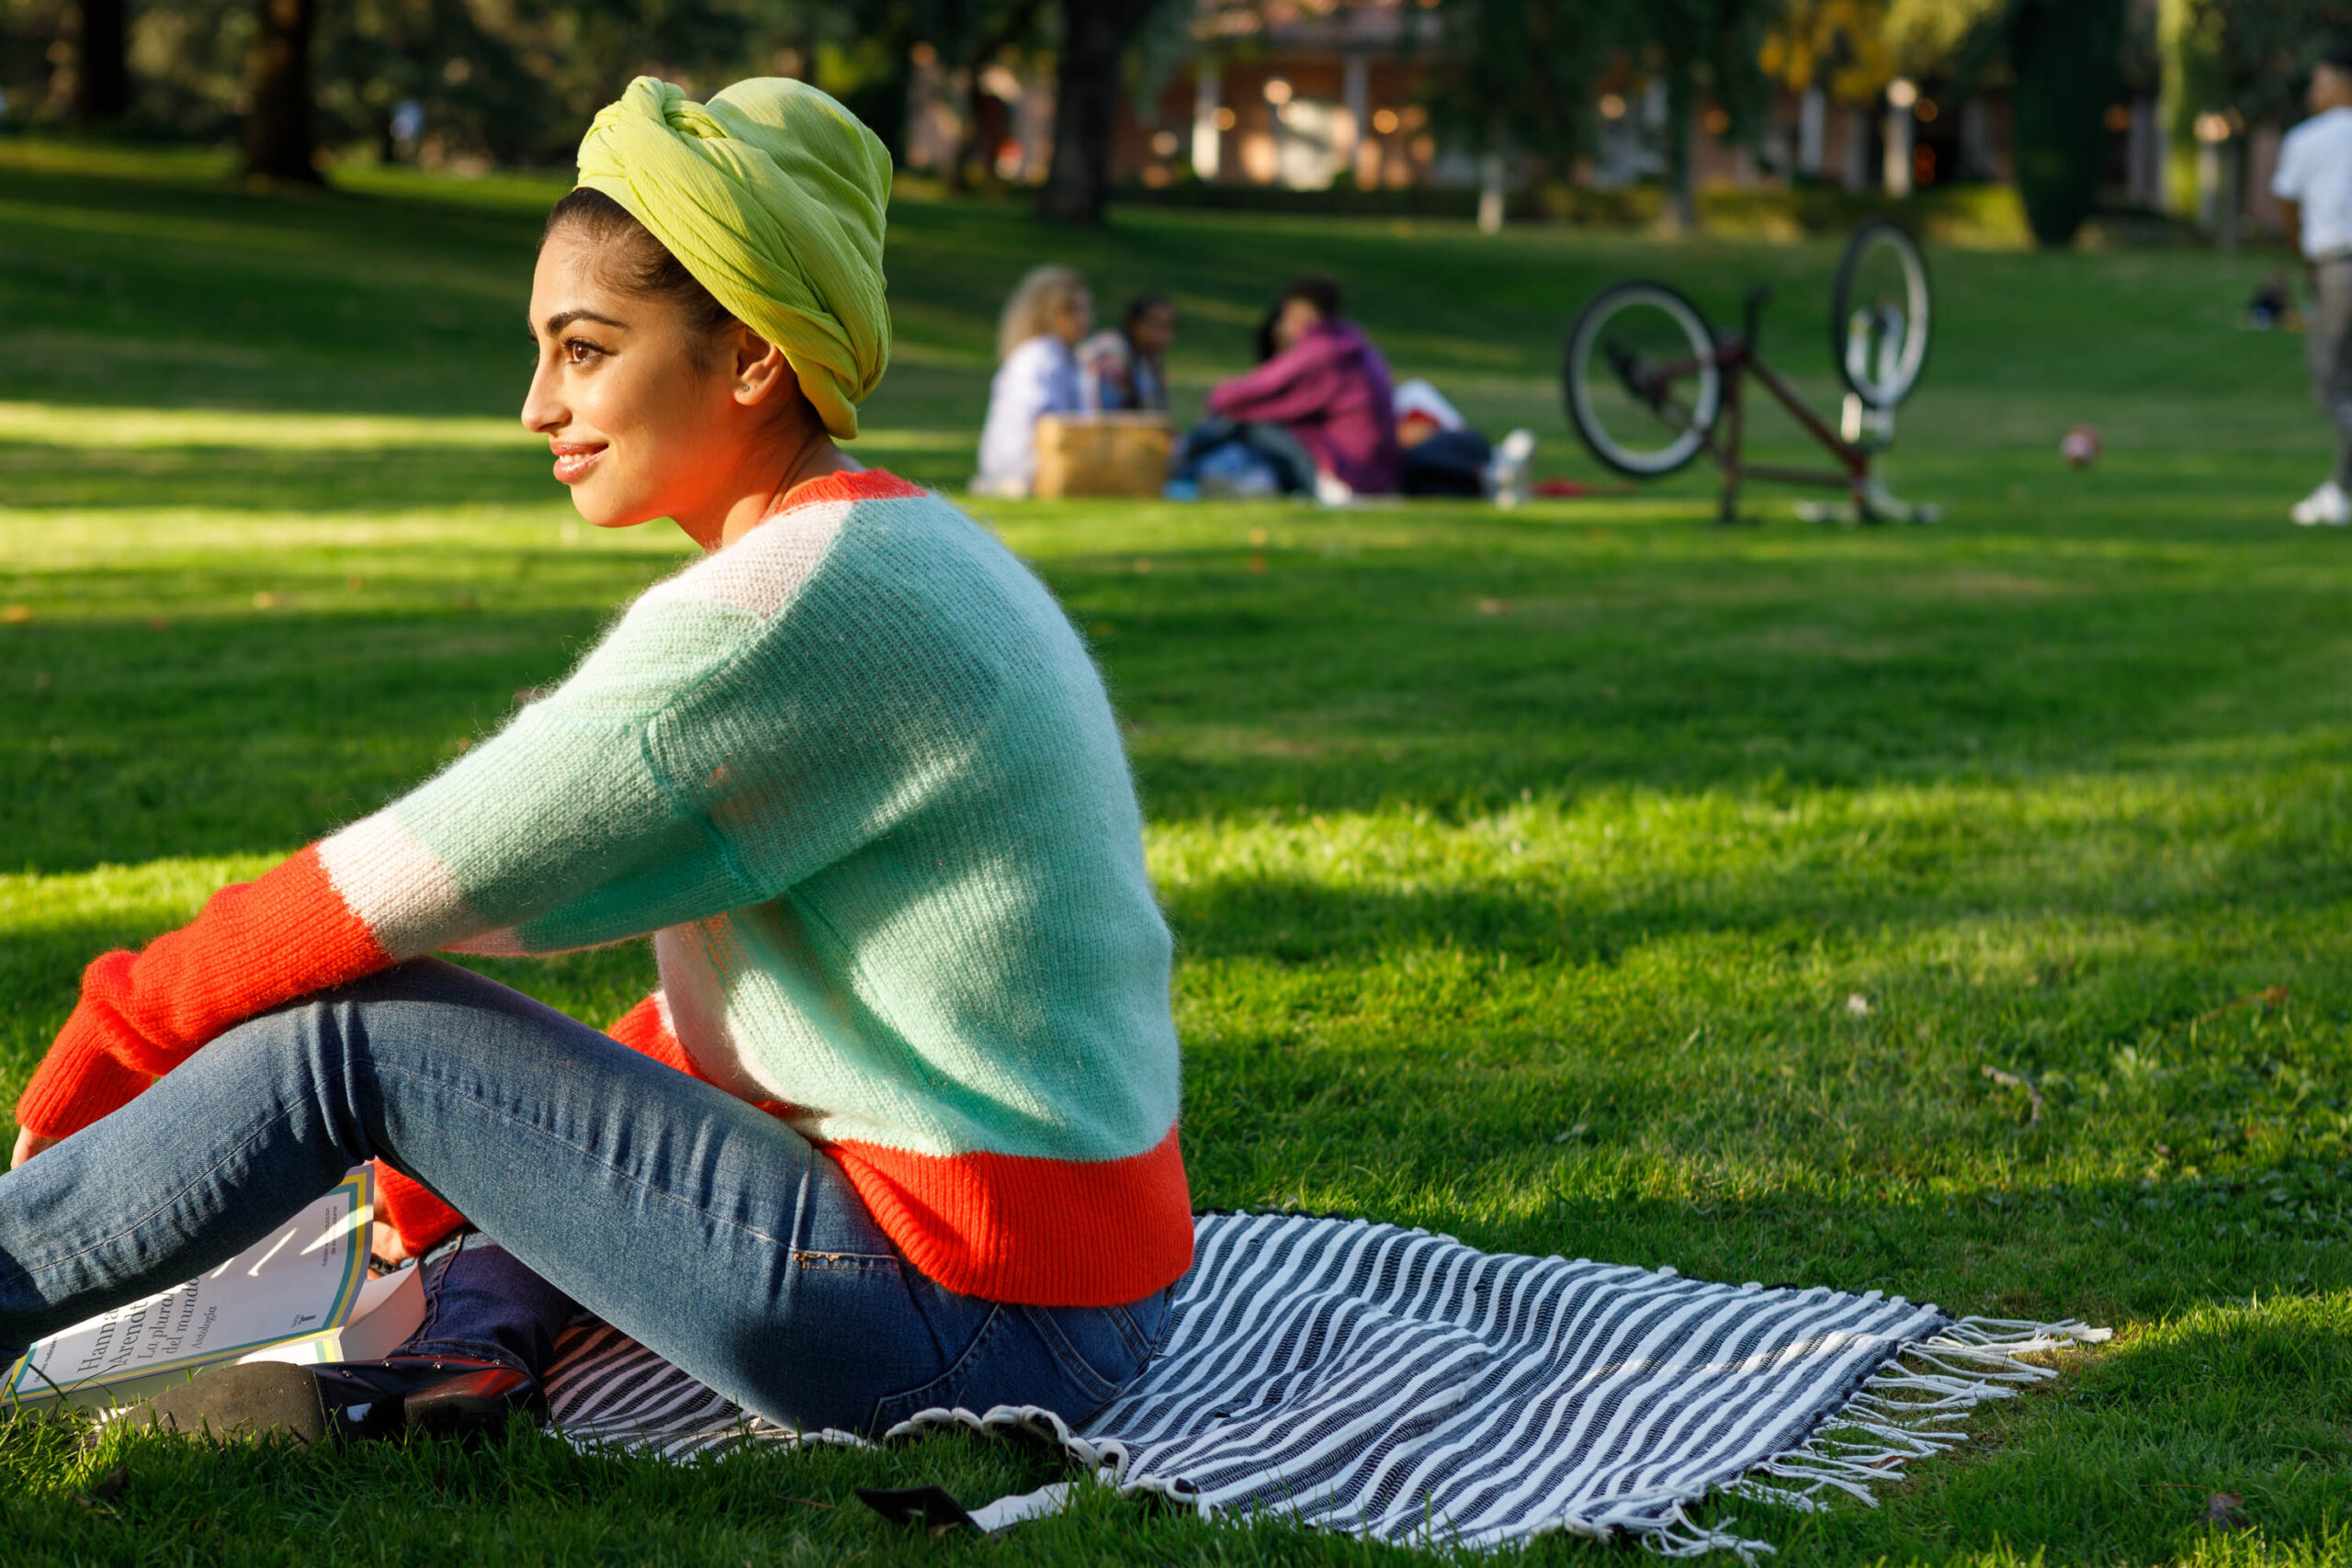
[550,443,606,484]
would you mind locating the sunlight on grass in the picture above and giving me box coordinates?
[0,402,984,457]
[2,144,2346,1568]
[0,402,534,449]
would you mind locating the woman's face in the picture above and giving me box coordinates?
[1272,296,1323,353]
[1051,287,1095,345]
[519,224,752,531]
[1129,303,1177,357]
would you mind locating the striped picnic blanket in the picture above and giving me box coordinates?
[546,1213,2106,1558]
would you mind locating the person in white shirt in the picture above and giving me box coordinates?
[1077,295,1177,412]
[971,265,1092,498]
[2273,47,2352,525]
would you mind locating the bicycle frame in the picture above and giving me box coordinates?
[1654,288,1876,524]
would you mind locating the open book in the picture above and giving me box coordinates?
[4,1168,426,1413]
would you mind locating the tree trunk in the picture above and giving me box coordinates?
[73,0,131,122]
[1663,70,1697,234]
[243,0,321,184]
[1034,0,1156,225]
[947,0,1046,193]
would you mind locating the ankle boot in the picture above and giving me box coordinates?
[129,1353,543,1445]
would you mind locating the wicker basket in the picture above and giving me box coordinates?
[1033,413,1173,499]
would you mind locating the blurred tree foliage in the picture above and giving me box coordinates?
[1430,0,1780,228]
[1760,0,2005,100]
[2186,0,2352,128]
[0,0,967,168]
[2007,0,2124,245]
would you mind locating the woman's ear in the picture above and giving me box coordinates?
[729,326,794,411]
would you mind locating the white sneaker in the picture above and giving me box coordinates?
[2291,479,2351,525]
[1314,468,1355,507]
[1487,428,1537,508]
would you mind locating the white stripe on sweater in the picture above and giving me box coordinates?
[318,812,479,959]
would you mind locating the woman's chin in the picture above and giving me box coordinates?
[568,486,647,531]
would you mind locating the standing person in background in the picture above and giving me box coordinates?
[971,265,1092,497]
[1079,295,1177,412]
[1182,276,1400,503]
[2275,45,2352,526]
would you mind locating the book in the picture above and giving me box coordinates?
[4,1168,427,1414]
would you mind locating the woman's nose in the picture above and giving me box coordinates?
[520,360,564,434]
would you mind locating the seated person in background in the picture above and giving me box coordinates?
[1078,294,1178,412]
[971,265,1092,497]
[1173,276,1400,502]
[1393,378,1539,506]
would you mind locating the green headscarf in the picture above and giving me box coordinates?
[574,75,891,440]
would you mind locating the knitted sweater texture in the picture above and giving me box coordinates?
[17,470,1193,1308]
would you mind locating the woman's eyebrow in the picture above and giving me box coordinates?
[535,308,629,338]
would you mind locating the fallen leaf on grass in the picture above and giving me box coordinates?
[1,604,33,624]
[2203,1491,2249,1530]
[2191,987,2290,1026]
[1982,1066,2045,1127]
[1846,994,1872,1015]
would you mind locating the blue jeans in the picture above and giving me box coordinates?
[1173,418,1319,493]
[0,960,1171,1434]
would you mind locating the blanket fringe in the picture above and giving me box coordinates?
[1641,1501,1773,1565]
[1705,1314,2111,1527]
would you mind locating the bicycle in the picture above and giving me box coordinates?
[1562,221,1937,525]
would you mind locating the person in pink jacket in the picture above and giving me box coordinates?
[1181,276,1403,500]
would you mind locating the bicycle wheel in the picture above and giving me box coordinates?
[1829,221,1930,409]
[1563,280,1721,477]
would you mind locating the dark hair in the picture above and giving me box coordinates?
[1124,292,1173,332]
[543,187,737,360]
[1253,276,1340,361]
[2327,43,2352,74]
[1276,274,1343,321]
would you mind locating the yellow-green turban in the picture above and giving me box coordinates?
[575,75,891,440]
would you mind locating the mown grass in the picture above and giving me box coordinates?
[1,139,2348,1565]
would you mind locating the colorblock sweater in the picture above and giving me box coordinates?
[16,470,1192,1308]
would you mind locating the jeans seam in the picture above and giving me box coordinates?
[1106,1304,1151,1363]
[1021,1306,1121,1404]
[368,1060,808,1252]
[872,1303,1004,1430]
[16,1099,317,1287]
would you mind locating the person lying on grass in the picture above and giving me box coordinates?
[2,76,1191,1444]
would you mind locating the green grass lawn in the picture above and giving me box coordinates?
[3,140,2350,1565]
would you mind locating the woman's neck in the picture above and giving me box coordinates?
[679,428,861,552]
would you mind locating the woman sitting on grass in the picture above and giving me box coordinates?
[1,77,1190,1443]
[969,265,1095,498]
[1170,275,1400,503]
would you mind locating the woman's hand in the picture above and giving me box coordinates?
[370,1225,413,1267]
[11,1129,62,1169]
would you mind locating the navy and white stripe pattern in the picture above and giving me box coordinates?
[545,1213,2104,1554]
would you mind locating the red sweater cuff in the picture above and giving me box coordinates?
[13,975,153,1137]
[375,1163,467,1256]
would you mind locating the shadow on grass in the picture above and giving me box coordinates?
[0,1190,2341,1568]
[12,558,2352,869]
